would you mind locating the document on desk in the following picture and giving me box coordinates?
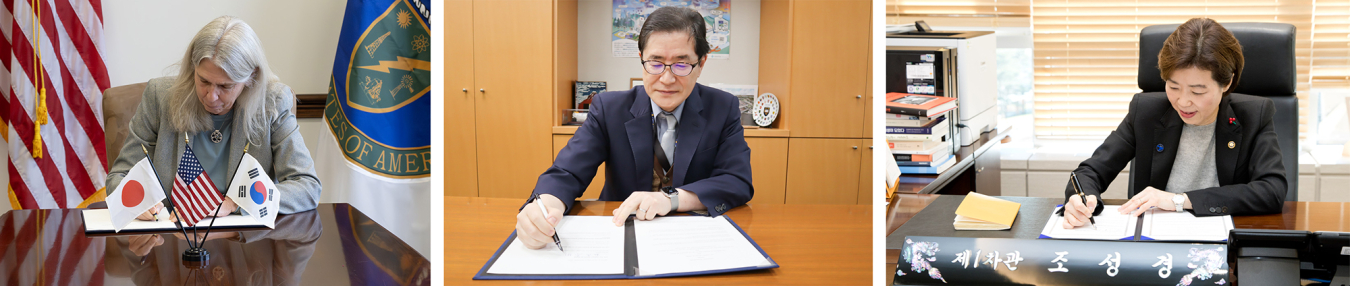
[1039,205,1139,240]
[486,216,626,275]
[475,215,777,280]
[633,216,773,276]
[81,209,269,236]
[1139,208,1233,241]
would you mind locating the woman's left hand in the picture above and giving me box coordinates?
[1118,186,1185,217]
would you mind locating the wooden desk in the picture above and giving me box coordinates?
[884,194,1350,285]
[0,204,428,285]
[446,196,871,284]
[891,129,1008,196]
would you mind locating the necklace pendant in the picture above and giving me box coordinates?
[210,130,223,143]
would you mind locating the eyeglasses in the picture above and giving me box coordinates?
[641,60,700,77]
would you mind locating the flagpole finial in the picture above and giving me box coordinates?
[244,143,248,154]
[184,133,190,144]
[141,144,149,156]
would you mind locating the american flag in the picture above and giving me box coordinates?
[0,0,110,209]
[172,145,222,227]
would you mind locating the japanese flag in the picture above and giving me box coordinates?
[227,153,279,228]
[107,158,167,232]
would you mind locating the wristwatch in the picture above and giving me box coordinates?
[661,186,679,213]
[1172,193,1186,213]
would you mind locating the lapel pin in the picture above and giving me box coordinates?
[1156,144,1164,153]
[1229,117,1236,125]
[1228,141,1236,149]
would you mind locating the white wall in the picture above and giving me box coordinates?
[103,0,345,93]
[577,0,760,90]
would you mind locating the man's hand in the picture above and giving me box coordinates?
[136,202,164,221]
[515,194,565,250]
[1061,194,1098,229]
[1118,186,1185,217]
[612,192,672,226]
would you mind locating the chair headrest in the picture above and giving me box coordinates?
[1138,22,1296,96]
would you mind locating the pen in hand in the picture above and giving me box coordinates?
[1069,172,1097,230]
[534,194,564,252]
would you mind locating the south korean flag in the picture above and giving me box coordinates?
[226,153,280,228]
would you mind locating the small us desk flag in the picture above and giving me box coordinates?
[227,153,279,228]
[172,145,222,226]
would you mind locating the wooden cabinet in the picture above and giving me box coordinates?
[444,0,573,198]
[857,145,873,205]
[785,138,865,204]
[747,137,789,205]
[444,0,477,197]
[785,0,871,138]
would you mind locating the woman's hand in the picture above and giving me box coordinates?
[1118,187,1186,217]
[128,234,164,257]
[1061,194,1098,229]
[135,202,164,221]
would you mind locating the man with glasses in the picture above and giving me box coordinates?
[514,6,753,250]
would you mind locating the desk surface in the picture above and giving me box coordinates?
[0,203,429,286]
[445,196,871,284]
[884,193,1350,285]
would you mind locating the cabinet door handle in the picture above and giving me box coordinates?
[855,95,862,99]
[852,146,858,150]
[479,88,486,93]
[462,88,468,93]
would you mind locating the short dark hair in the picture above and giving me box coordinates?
[638,6,709,62]
[1158,18,1244,96]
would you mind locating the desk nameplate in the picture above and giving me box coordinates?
[896,236,1228,285]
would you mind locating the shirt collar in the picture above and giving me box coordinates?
[650,97,686,123]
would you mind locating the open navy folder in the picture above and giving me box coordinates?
[473,215,778,280]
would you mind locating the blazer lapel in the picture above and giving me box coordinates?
[671,87,705,186]
[1213,96,1240,185]
[1150,110,1182,190]
[625,89,655,191]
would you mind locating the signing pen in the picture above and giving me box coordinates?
[534,194,564,252]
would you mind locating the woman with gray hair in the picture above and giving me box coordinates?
[106,16,321,223]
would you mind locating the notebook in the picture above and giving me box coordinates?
[952,193,1021,230]
[474,215,777,280]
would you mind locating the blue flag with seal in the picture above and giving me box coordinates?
[317,0,431,259]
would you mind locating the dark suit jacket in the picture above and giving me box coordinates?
[1067,92,1287,217]
[532,83,754,216]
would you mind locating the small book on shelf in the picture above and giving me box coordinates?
[886,92,955,116]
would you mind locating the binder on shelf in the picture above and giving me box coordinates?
[896,155,955,174]
[885,116,947,134]
[474,215,777,280]
[885,92,956,116]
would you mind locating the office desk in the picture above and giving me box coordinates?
[885,194,1350,285]
[446,196,870,284]
[0,203,429,285]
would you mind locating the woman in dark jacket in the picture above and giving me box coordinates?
[1061,18,1287,229]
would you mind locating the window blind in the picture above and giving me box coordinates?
[1030,0,1314,140]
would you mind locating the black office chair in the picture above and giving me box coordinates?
[1128,22,1299,201]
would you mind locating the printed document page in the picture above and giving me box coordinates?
[633,216,771,276]
[1140,208,1233,241]
[1040,205,1139,240]
[486,216,625,275]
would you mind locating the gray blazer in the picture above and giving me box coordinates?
[106,77,321,214]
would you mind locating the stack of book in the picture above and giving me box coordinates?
[885,93,956,174]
